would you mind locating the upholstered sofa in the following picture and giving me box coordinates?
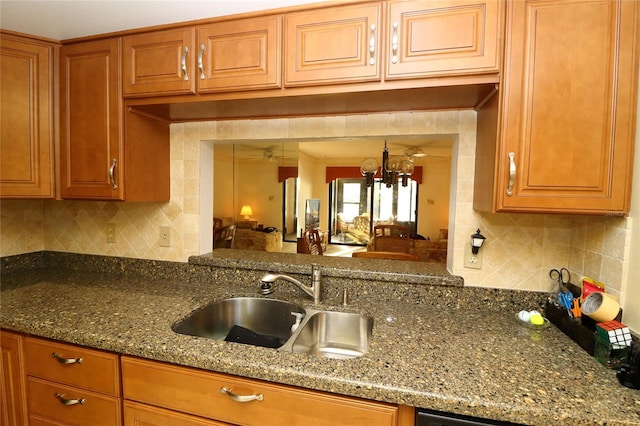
[233,228,283,252]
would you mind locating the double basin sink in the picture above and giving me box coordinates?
[172,297,373,359]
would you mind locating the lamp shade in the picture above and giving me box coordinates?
[470,229,486,254]
[360,158,379,187]
[240,205,253,219]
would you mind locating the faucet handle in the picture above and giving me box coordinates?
[342,288,350,306]
[260,281,274,295]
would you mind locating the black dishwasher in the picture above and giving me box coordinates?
[416,408,523,426]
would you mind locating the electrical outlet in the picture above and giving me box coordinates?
[463,242,482,269]
[106,223,116,243]
[159,226,171,247]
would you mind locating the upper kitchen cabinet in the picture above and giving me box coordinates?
[123,15,281,97]
[61,38,170,201]
[474,0,639,215]
[284,2,382,87]
[0,32,56,199]
[385,0,502,80]
[197,15,282,92]
[123,27,196,97]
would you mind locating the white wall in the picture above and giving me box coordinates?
[620,69,640,333]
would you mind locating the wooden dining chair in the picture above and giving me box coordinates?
[302,229,323,255]
[372,225,411,253]
[352,251,419,261]
[215,224,236,249]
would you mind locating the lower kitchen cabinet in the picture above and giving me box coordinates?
[122,356,412,426]
[2,332,415,426]
[1,330,28,426]
[125,400,231,426]
[23,336,122,426]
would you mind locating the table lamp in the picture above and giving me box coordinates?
[240,205,253,220]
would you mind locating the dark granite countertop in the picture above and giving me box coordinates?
[1,253,638,426]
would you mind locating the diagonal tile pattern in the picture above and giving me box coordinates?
[0,111,632,299]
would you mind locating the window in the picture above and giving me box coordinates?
[330,178,418,245]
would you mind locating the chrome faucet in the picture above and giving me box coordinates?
[260,264,322,304]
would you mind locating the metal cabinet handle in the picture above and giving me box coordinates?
[220,387,263,403]
[391,21,399,64]
[197,43,205,80]
[369,24,376,65]
[54,393,85,406]
[108,158,118,190]
[51,352,82,365]
[507,152,516,196]
[181,46,189,81]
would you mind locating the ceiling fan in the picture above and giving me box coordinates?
[238,145,284,162]
[387,141,451,160]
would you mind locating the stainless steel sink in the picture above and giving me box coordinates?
[286,311,374,360]
[173,297,373,359]
[172,297,306,348]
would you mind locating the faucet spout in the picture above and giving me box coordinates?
[260,264,322,304]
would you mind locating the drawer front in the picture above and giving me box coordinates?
[27,377,121,426]
[124,401,229,426]
[122,356,398,426]
[25,337,120,396]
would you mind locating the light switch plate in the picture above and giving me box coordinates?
[159,226,171,247]
[106,223,116,243]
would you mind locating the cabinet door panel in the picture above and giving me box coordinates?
[496,0,637,214]
[0,35,54,198]
[197,16,281,92]
[285,3,382,86]
[123,27,195,96]
[60,38,123,200]
[1,331,28,426]
[386,0,501,79]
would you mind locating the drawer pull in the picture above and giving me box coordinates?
[506,151,516,196]
[54,393,85,406]
[369,24,376,65]
[181,46,189,81]
[198,43,205,80]
[108,158,118,190]
[391,21,399,64]
[51,352,83,365]
[220,386,263,403]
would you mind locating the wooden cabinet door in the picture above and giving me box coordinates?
[197,15,282,93]
[0,33,55,199]
[60,38,124,200]
[284,3,382,87]
[123,27,195,96]
[386,0,502,79]
[482,0,638,215]
[1,331,28,426]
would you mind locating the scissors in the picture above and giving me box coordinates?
[557,291,574,315]
[549,268,571,292]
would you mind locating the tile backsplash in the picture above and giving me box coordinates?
[0,111,633,305]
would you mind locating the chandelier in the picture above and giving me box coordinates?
[360,141,414,188]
